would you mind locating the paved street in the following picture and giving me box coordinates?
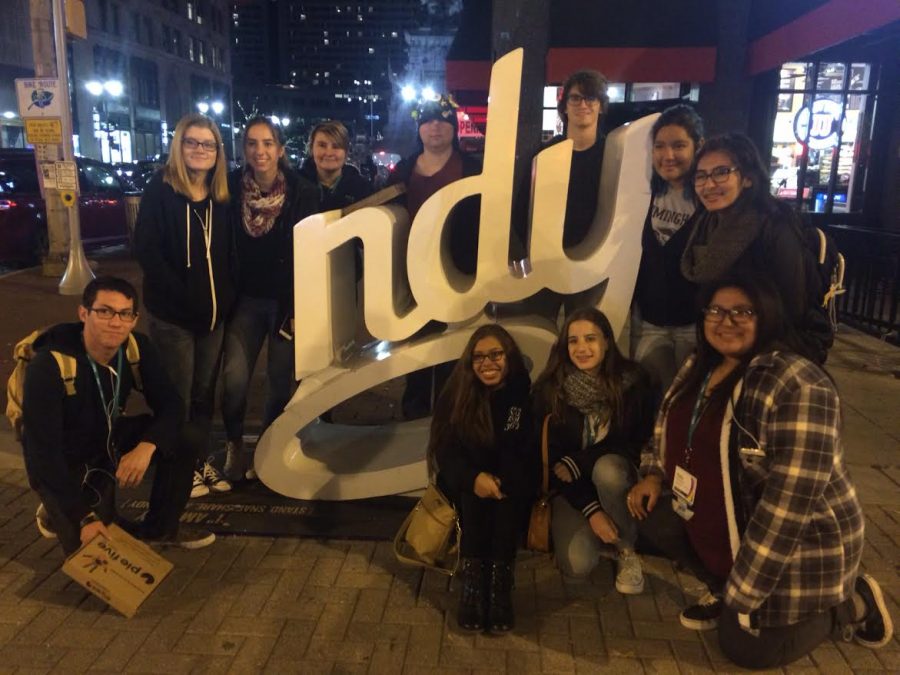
[0,253,897,673]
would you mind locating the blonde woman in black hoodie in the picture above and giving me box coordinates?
[134,113,235,498]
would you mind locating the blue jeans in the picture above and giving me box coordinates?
[147,312,224,465]
[551,454,639,578]
[630,307,695,398]
[222,295,295,441]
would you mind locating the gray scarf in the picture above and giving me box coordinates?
[563,369,611,422]
[680,198,764,282]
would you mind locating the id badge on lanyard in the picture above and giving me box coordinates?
[672,371,711,521]
[672,465,697,520]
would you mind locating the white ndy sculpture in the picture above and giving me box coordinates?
[254,48,657,500]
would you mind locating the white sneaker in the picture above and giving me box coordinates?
[201,461,232,493]
[615,549,645,595]
[35,504,57,539]
[191,470,210,498]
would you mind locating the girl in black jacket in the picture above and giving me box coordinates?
[221,117,318,481]
[428,325,536,634]
[134,113,235,498]
[533,308,654,591]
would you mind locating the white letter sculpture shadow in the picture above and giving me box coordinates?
[254,49,658,500]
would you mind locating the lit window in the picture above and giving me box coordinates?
[186,1,193,20]
[368,47,374,54]
[324,39,329,45]
[391,31,397,38]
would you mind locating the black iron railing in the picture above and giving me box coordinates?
[823,224,899,344]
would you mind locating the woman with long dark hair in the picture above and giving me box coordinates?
[627,275,892,668]
[632,105,704,395]
[220,116,318,480]
[533,307,654,592]
[134,113,235,501]
[680,133,829,363]
[428,325,535,634]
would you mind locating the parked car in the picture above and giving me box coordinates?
[0,149,131,263]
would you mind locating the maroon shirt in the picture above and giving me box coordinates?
[406,152,464,222]
[664,386,733,581]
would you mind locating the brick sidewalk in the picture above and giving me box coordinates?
[0,251,897,673]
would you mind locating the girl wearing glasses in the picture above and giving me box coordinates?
[220,117,319,482]
[134,113,235,498]
[680,133,827,363]
[632,105,704,396]
[627,276,891,667]
[427,325,535,634]
[532,308,654,593]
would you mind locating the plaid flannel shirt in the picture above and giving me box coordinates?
[641,351,864,627]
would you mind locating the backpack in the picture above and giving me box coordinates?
[791,218,846,363]
[5,329,142,441]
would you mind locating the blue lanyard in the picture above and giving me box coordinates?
[87,348,123,432]
[683,370,713,468]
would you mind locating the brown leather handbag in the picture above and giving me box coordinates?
[526,415,553,553]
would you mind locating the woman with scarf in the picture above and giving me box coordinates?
[533,308,654,592]
[221,116,318,481]
[429,325,535,634]
[680,133,829,363]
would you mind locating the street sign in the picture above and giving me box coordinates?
[54,161,78,191]
[15,78,63,118]
[24,118,63,144]
[34,143,63,162]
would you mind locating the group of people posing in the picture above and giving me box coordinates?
[19,66,892,669]
[424,70,892,668]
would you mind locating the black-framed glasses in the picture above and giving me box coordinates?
[472,349,505,365]
[702,305,755,324]
[693,166,740,186]
[182,137,219,152]
[87,306,138,322]
[566,93,599,106]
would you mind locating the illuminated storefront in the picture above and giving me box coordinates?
[769,61,879,214]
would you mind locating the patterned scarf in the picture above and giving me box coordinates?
[241,170,286,237]
[680,194,764,283]
[563,369,611,421]
[563,369,613,447]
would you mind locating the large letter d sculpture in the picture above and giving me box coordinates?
[255,49,657,499]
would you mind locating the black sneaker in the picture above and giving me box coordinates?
[144,526,216,550]
[854,574,894,648]
[679,591,722,630]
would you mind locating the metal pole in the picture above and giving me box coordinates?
[52,0,94,294]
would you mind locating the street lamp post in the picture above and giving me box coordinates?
[85,79,124,163]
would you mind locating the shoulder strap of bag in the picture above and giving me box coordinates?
[125,334,142,391]
[541,414,550,495]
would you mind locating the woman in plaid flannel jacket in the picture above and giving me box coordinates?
[627,276,892,669]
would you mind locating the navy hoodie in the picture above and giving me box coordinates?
[134,171,235,333]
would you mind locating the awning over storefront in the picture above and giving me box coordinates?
[747,0,900,74]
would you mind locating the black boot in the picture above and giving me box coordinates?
[487,560,515,633]
[457,558,486,631]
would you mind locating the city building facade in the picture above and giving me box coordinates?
[0,0,233,161]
